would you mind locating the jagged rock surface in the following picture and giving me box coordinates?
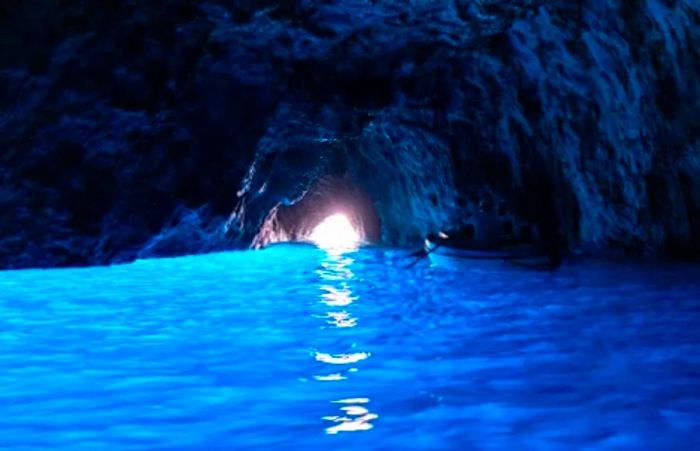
[1,0,699,268]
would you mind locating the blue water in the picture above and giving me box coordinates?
[1,244,700,450]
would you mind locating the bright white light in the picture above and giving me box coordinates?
[314,351,371,365]
[309,213,361,251]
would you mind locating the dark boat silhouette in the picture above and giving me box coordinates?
[424,231,561,270]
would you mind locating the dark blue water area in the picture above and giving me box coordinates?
[1,244,700,450]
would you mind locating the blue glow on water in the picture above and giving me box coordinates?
[1,244,700,449]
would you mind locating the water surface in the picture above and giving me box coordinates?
[1,245,699,449]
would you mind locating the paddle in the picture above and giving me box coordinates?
[405,242,442,268]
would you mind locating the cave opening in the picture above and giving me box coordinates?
[252,176,381,250]
[308,213,361,250]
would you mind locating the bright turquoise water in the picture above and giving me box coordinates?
[1,244,700,449]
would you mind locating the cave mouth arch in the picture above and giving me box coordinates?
[252,176,381,249]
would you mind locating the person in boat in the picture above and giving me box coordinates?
[450,199,510,248]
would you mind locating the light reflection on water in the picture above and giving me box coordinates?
[324,397,379,435]
[325,311,358,328]
[313,251,379,434]
[319,285,356,307]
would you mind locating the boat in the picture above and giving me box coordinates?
[424,232,560,270]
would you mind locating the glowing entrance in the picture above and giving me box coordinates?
[309,214,361,251]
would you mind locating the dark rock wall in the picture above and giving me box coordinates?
[1,0,698,268]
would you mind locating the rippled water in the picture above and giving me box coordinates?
[1,244,700,449]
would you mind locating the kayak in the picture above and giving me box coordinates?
[424,233,559,270]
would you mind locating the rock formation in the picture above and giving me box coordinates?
[1,0,698,268]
